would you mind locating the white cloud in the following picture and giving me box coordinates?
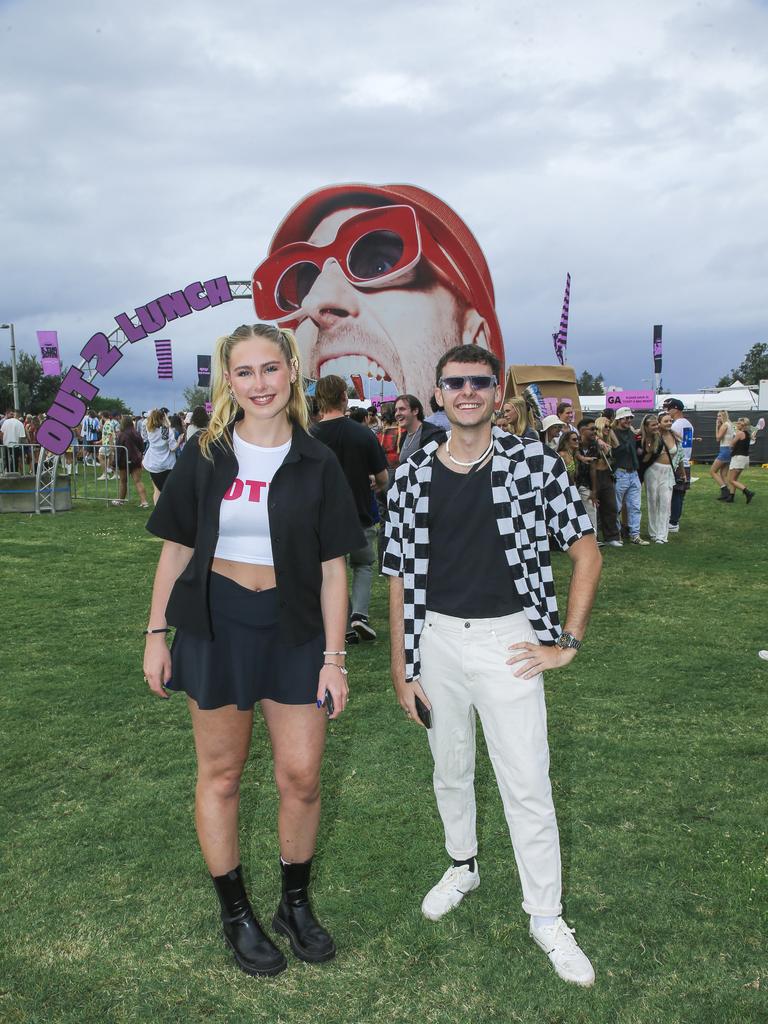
[341,72,435,111]
[0,0,766,410]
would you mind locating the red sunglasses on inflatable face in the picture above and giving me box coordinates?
[252,205,474,323]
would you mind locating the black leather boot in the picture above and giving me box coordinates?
[723,492,735,503]
[744,489,755,504]
[272,858,336,963]
[212,865,287,977]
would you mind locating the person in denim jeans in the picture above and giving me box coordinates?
[610,408,649,546]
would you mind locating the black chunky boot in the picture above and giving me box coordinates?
[717,485,730,501]
[744,489,755,504]
[272,858,336,963]
[723,492,735,503]
[212,865,287,977]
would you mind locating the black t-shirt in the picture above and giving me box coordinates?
[575,440,599,489]
[425,458,523,618]
[312,417,388,527]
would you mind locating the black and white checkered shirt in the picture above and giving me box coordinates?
[383,427,595,680]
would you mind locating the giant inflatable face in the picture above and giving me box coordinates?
[252,184,503,404]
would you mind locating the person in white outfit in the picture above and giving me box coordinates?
[639,413,680,543]
[385,345,602,988]
[142,408,180,505]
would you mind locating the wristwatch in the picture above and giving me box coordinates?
[555,632,582,651]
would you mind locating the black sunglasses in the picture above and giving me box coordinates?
[438,375,498,392]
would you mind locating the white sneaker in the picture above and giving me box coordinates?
[668,523,680,533]
[630,536,650,545]
[421,863,480,921]
[758,650,768,661]
[96,474,107,480]
[530,917,595,987]
[607,540,623,548]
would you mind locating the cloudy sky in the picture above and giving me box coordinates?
[2,0,767,411]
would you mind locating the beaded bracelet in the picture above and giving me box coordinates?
[323,650,347,657]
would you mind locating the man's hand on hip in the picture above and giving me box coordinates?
[506,643,577,679]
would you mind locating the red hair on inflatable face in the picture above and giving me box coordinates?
[264,183,504,371]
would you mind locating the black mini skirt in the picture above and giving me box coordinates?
[167,572,323,710]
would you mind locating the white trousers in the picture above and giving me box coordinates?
[419,609,562,917]
[577,485,598,532]
[644,461,674,541]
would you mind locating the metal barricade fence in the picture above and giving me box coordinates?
[69,443,132,504]
[1,442,41,476]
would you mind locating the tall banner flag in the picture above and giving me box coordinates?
[653,325,663,393]
[36,331,62,376]
[154,339,173,380]
[197,354,211,388]
[350,373,365,400]
[552,273,571,366]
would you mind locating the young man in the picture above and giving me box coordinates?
[575,418,600,534]
[312,375,389,642]
[662,398,697,532]
[557,401,578,435]
[394,394,446,463]
[1,409,25,473]
[610,408,650,545]
[82,409,101,464]
[384,346,602,987]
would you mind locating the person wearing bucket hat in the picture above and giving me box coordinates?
[540,414,565,450]
[610,408,649,545]
[252,184,504,407]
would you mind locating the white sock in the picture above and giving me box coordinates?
[532,915,558,930]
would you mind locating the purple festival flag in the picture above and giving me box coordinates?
[552,273,571,366]
[37,330,62,376]
[653,324,663,392]
[154,339,173,380]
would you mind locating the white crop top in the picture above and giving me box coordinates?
[213,430,291,565]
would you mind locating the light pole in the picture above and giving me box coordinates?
[0,323,19,410]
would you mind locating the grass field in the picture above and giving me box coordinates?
[1,468,766,1024]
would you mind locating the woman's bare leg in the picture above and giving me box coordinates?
[727,468,745,493]
[710,459,726,487]
[189,699,254,875]
[261,700,326,863]
[131,466,148,504]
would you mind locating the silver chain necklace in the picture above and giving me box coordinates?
[446,435,494,468]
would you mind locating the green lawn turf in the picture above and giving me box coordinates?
[1,468,766,1024]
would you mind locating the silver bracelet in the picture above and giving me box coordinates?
[323,663,348,675]
[323,649,347,657]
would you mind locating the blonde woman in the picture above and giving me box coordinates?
[501,397,539,439]
[639,412,680,543]
[143,408,180,504]
[710,410,734,500]
[724,418,755,503]
[143,324,364,977]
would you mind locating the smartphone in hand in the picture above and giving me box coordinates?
[414,695,432,729]
[323,690,335,718]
